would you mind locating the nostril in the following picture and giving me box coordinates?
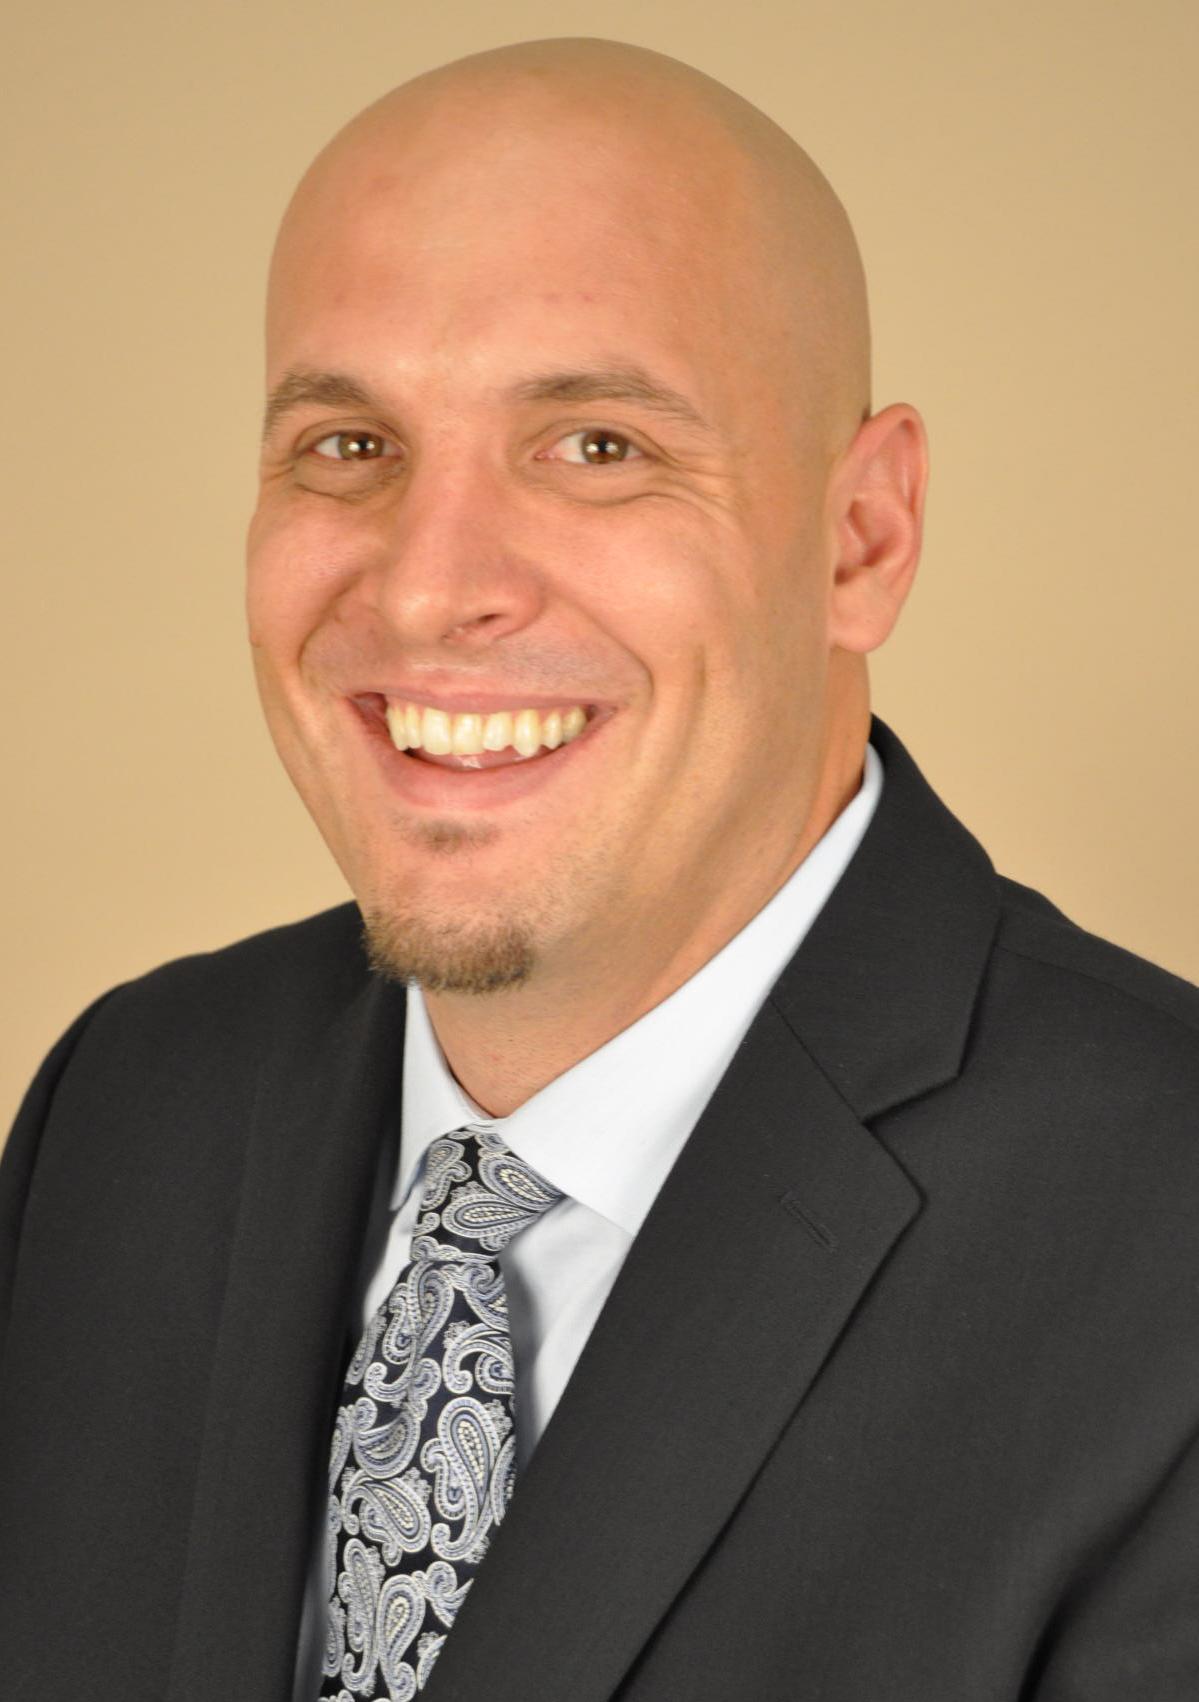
[446,611,506,639]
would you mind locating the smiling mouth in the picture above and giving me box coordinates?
[352,694,600,770]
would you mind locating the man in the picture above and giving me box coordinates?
[2,35,1197,1702]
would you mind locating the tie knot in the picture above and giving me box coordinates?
[417,1126,563,1256]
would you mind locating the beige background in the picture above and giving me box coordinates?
[3,0,1196,1132]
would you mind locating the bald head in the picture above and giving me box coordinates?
[269,38,870,456]
[250,36,925,1038]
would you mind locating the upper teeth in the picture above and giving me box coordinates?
[385,701,589,757]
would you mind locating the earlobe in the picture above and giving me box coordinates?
[828,403,928,654]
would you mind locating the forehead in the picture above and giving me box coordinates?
[266,112,778,423]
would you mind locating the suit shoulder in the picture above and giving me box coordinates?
[75,902,373,1063]
[134,900,367,992]
[2,905,377,1316]
[992,875,1199,1054]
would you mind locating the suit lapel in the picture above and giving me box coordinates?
[166,959,407,1702]
[426,720,1002,1701]
[424,1000,920,1702]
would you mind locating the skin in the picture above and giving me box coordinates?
[247,38,928,1116]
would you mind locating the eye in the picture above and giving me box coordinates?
[544,428,645,466]
[309,430,399,462]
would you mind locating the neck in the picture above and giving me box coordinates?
[427,689,872,1118]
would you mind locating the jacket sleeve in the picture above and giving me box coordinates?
[0,993,117,1358]
[1028,1422,1199,1698]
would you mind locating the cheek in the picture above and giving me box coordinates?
[245,495,359,656]
[744,502,832,659]
[701,533,832,760]
[579,504,745,662]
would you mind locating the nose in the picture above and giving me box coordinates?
[358,452,546,651]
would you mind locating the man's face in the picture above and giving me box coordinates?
[247,101,841,999]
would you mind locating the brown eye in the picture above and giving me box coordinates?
[580,430,633,464]
[549,428,644,466]
[311,431,389,461]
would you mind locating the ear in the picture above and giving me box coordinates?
[826,403,928,653]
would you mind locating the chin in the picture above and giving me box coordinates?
[360,902,536,995]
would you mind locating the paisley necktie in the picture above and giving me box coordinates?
[321,1125,564,1700]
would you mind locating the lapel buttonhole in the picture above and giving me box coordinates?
[780,1190,839,1252]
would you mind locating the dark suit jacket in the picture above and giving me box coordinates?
[3,720,1199,1701]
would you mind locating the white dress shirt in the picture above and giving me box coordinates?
[295,743,882,1697]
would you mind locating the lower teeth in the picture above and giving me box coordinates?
[406,748,541,764]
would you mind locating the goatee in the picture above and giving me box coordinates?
[361,906,534,995]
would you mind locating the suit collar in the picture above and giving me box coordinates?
[770,717,1001,1121]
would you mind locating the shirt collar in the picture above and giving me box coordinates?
[397,743,883,1232]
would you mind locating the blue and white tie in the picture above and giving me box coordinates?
[321,1126,563,1699]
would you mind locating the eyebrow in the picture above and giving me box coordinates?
[505,365,717,437]
[261,362,718,441]
[262,369,374,440]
